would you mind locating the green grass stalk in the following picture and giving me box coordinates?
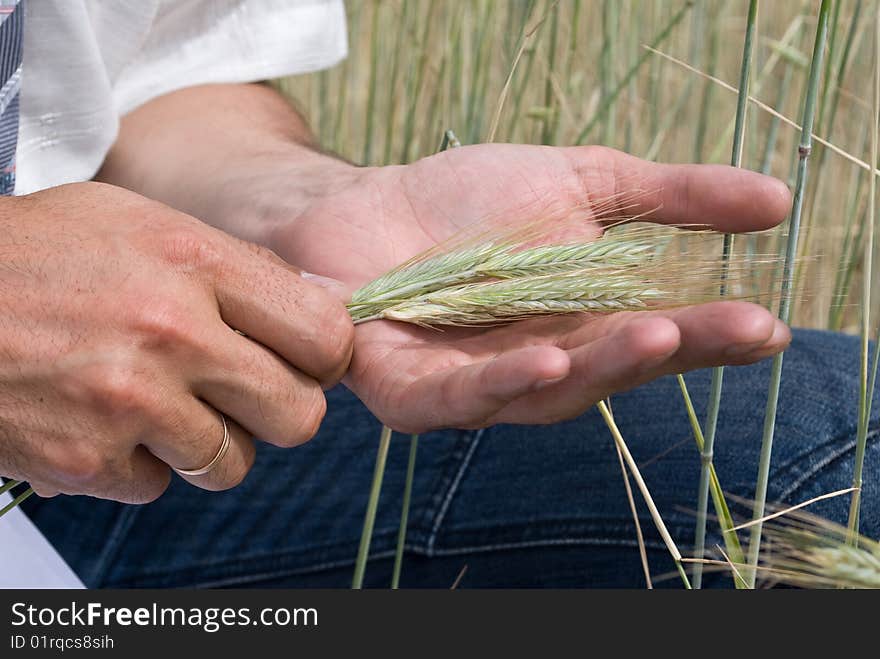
[388,125,463,589]
[362,2,381,165]
[400,0,438,163]
[692,0,758,590]
[564,0,583,125]
[391,434,419,589]
[676,375,746,587]
[600,0,618,146]
[465,1,493,145]
[505,1,543,141]
[0,479,21,497]
[829,147,868,329]
[694,1,723,161]
[352,425,393,589]
[0,487,34,520]
[541,2,560,145]
[745,0,833,588]
[817,0,844,133]
[575,1,693,145]
[382,1,411,165]
[643,77,697,161]
[795,0,865,313]
[645,0,703,161]
[648,1,667,144]
[623,1,638,153]
[760,62,795,176]
[706,14,805,164]
[487,2,549,143]
[846,2,879,542]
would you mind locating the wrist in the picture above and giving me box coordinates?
[205,143,364,248]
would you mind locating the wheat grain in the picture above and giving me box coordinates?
[348,221,779,327]
[759,515,880,589]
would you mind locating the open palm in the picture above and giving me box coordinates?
[271,144,793,433]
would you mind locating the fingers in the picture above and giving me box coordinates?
[564,146,793,232]
[24,440,171,504]
[493,315,681,425]
[488,303,790,426]
[141,398,256,492]
[657,302,790,372]
[193,327,327,447]
[210,240,354,387]
[86,446,171,504]
[396,345,571,432]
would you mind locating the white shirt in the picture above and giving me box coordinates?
[17,0,347,194]
[1,0,347,588]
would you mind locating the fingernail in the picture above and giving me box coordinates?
[301,271,345,288]
[300,271,351,300]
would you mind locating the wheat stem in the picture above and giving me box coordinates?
[352,425,393,589]
[676,375,746,587]
[746,0,832,588]
[391,434,419,589]
[0,487,34,520]
[693,0,758,590]
[0,479,21,498]
[575,1,693,145]
[847,1,879,543]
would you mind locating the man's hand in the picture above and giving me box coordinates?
[0,182,353,502]
[267,145,793,433]
[96,84,793,435]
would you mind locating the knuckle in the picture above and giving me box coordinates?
[241,240,284,265]
[73,361,152,419]
[45,441,108,486]
[128,300,205,356]
[160,226,224,272]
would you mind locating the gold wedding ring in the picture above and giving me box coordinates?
[174,413,230,477]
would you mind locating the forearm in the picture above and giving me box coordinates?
[95,83,358,245]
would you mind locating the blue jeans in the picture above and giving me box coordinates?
[21,329,880,587]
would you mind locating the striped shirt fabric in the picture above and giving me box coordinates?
[0,0,22,195]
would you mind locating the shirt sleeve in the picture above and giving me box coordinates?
[111,0,348,114]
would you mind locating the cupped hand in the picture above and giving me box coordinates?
[0,183,353,502]
[270,145,792,433]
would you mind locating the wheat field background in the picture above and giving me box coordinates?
[276,0,877,333]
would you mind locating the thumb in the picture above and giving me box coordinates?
[300,271,354,302]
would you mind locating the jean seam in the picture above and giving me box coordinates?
[426,428,484,554]
[110,531,676,588]
[104,513,691,587]
[107,527,405,579]
[103,430,486,585]
[776,425,880,502]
